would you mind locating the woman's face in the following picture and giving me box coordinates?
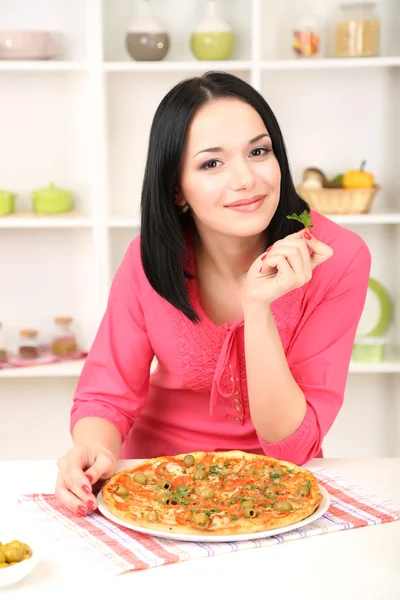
[178,98,281,239]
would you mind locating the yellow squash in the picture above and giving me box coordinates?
[343,161,374,189]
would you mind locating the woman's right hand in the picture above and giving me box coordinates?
[55,446,117,516]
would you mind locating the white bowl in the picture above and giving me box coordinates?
[0,30,54,60]
[0,521,41,588]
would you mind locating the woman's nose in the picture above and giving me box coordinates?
[230,160,256,190]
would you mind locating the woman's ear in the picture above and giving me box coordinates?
[174,187,186,207]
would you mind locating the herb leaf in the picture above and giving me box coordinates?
[286,210,314,229]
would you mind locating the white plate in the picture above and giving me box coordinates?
[97,484,330,543]
[0,521,42,588]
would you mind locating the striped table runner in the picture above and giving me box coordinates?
[17,467,400,576]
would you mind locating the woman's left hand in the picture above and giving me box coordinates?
[243,230,334,306]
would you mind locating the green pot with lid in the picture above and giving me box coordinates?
[0,190,17,215]
[32,182,73,214]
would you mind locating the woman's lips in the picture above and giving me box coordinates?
[225,196,265,212]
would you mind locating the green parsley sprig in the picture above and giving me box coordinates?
[286,210,314,229]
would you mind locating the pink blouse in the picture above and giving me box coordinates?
[71,211,371,464]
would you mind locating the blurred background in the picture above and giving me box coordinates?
[0,0,399,460]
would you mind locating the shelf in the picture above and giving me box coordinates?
[0,61,87,72]
[261,57,400,71]
[103,60,252,73]
[349,360,400,374]
[0,359,86,378]
[326,213,400,225]
[0,212,92,229]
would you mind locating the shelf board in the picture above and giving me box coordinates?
[349,360,400,374]
[326,213,400,225]
[261,56,400,70]
[0,212,92,229]
[0,60,87,72]
[0,359,86,378]
[103,60,252,73]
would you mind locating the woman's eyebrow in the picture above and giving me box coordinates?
[192,133,271,158]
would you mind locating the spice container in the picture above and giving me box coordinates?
[334,2,380,58]
[18,329,39,359]
[0,322,7,362]
[292,3,323,58]
[51,317,77,357]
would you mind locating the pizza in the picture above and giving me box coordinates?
[102,451,323,536]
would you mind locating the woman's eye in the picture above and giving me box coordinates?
[250,147,270,157]
[201,159,221,170]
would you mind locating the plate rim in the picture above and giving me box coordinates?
[96,484,330,543]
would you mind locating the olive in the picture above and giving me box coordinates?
[296,485,311,497]
[114,484,129,498]
[275,501,293,513]
[0,564,9,569]
[193,468,207,481]
[199,487,214,499]
[241,500,253,508]
[133,472,148,485]
[194,513,209,527]
[183,454,195,468]
[270,469,284,480]
[263,486,276,498]
[146,512,159,522]
[242,507,257,519]
[22,543,32,558]
[3,545,23,563]
[0,549,5,564]
[158,480,172,491]
[156,492,171,505]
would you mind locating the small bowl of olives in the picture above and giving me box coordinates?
[0,524,41,588]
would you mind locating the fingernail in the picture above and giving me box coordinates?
[87,500,96,510]
[82,485,91,495]
[259,265,263,274]
[303,230,312,240]
[85,474,93,483]
[261,246,272,261]
[77,505,87,516]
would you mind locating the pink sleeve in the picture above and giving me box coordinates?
[257,242,371,465]
[70,242,154,442]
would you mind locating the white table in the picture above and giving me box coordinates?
[2,459,400,599]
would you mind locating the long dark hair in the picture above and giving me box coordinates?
[140,71,309,322]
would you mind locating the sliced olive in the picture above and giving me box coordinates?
[241,500,253,508]
[242,507,257,519]
[199,487,214,499]
[194,513,209,527]
[114,484,129,498]
[296,485,311,497]
[263,485,276,498]
[156,492,171,505]
[275,501,293,513]
[146,512,159,522]
[158,479,172,491]
[133,472,148,485]
[270,469,284,480]
[183,454,195,468]
[193,468,207,481]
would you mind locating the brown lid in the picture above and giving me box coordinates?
[20,329,38,337]
[54,316,73,325]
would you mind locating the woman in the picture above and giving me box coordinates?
[56,72,370,515]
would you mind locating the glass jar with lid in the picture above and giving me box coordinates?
[292,1,323,58]
[19,329,39,360]
[51,317,77,357]
[334,2,380,58]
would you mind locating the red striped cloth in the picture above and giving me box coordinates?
[17,467,400,576]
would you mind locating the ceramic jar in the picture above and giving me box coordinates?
[191,0,235,61]
[125,0,170,61]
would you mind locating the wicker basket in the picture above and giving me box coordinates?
[296,185,380,215]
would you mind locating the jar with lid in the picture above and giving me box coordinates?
[51,317,77,357]
[0,322,8,362]
[19,329,39,360]
[334,3,380,58]
[292,1,323,58]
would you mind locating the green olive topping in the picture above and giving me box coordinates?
[158,479,172,491]
[194,513,209,527]
[270,469,284,480]
[241,500,253,508]
[275,501,293,513]
[114,484,129,498]
[199,487,214,499]
[132,472,148,485]
[183,454,195,467]
[296,485,311,497]
[193,468,207,481]
[263,485,276,498]
[156,492,171,505]
[242,507,257,519]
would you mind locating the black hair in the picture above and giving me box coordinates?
[140,71,309,322]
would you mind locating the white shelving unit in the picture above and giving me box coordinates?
[1,0,399,460]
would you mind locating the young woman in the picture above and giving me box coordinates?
[56,72,370,516]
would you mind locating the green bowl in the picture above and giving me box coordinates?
[190,32,234,61]
[352,337,386,362]
[32,182,73,214]
[0,191,16,215]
